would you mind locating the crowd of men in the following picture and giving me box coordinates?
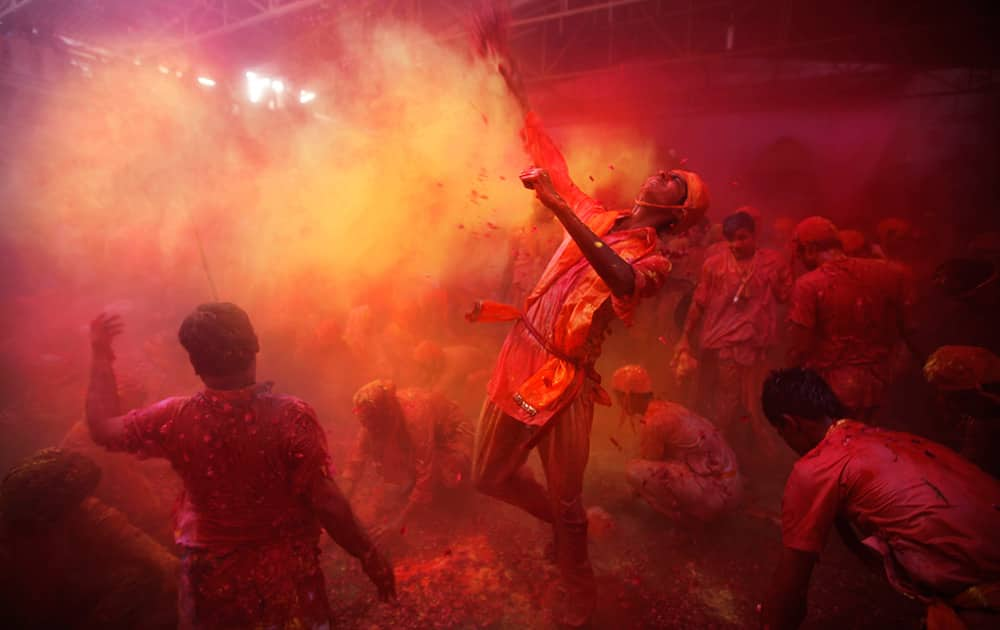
[2,8,1000,630]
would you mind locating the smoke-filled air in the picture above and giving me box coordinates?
[5,2,998,629]
[1,19,654,450]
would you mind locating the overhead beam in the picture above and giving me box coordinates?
[0,0,35,21]
[437,0,646,42]
[156,0,326,51]
[512,0,643,28]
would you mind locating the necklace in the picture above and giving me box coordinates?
[732,250,759,304]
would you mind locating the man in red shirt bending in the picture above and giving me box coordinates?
[759,368,1000,630]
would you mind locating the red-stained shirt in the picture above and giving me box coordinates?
[486,112,672,426]
[507,221,564,306]
[782,420,1000,598]
[788,257,912,369]
[693,248,792,365]
[106,382,330,550]
[343,388,469,505]
[639,401,739,478]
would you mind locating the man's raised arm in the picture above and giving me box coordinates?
[520,167,635,298]
[86,313,128,447]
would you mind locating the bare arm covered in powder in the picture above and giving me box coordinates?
[760,547,817,630]
[308,475,396,601]
[520,167,636,298]
[86,313,128,447]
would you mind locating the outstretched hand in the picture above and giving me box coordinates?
[90,313,123,359]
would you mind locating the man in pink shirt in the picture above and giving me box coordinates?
[759,368,1000,630]
[675,210,792,455]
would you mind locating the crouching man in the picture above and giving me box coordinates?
[343,380,472,538]
[613,364,742,523]
[760,368,1000,630]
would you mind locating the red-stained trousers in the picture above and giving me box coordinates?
[471,390,596,617]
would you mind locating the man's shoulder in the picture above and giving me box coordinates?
[646,399,677,420]
[646,400,704,426]
[697,250,730,278]
[846,255,888,270]
[703,246,731,265]
[790,431,854,478]
[841,255,900,279]
[397,386,434,405]
[399,387,457,419]
[792,268,822,293]
[757,248,787,267]
[704,241,728,259]
[266,393,318,418]
[137,395,190,416]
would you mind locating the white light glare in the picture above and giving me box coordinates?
[271,80,285,94]
[158,65,170,74]
[197,77,216,87]
[246,72,270,103]
[299,90,316,104]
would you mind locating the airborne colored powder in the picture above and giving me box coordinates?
[0,19,655,460]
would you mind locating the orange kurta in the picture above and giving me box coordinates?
[476,112,678,426]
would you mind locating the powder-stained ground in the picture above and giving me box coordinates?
[320,410,923,629]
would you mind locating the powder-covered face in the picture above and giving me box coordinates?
[728,227,757,260]
[631,174,688,232]
[796,242,822,270]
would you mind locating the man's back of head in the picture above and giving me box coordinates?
[177,303,259,386]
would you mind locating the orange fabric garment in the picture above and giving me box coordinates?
[506,221,564,305]
[482,112,672,426]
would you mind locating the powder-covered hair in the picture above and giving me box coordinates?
[178,302,259,377]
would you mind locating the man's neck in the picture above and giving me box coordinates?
[202,374,255,390]
[817,249,847,266]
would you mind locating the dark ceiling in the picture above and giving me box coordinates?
[2,0,998,78]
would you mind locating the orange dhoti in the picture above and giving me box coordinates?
[472,385,597,616]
